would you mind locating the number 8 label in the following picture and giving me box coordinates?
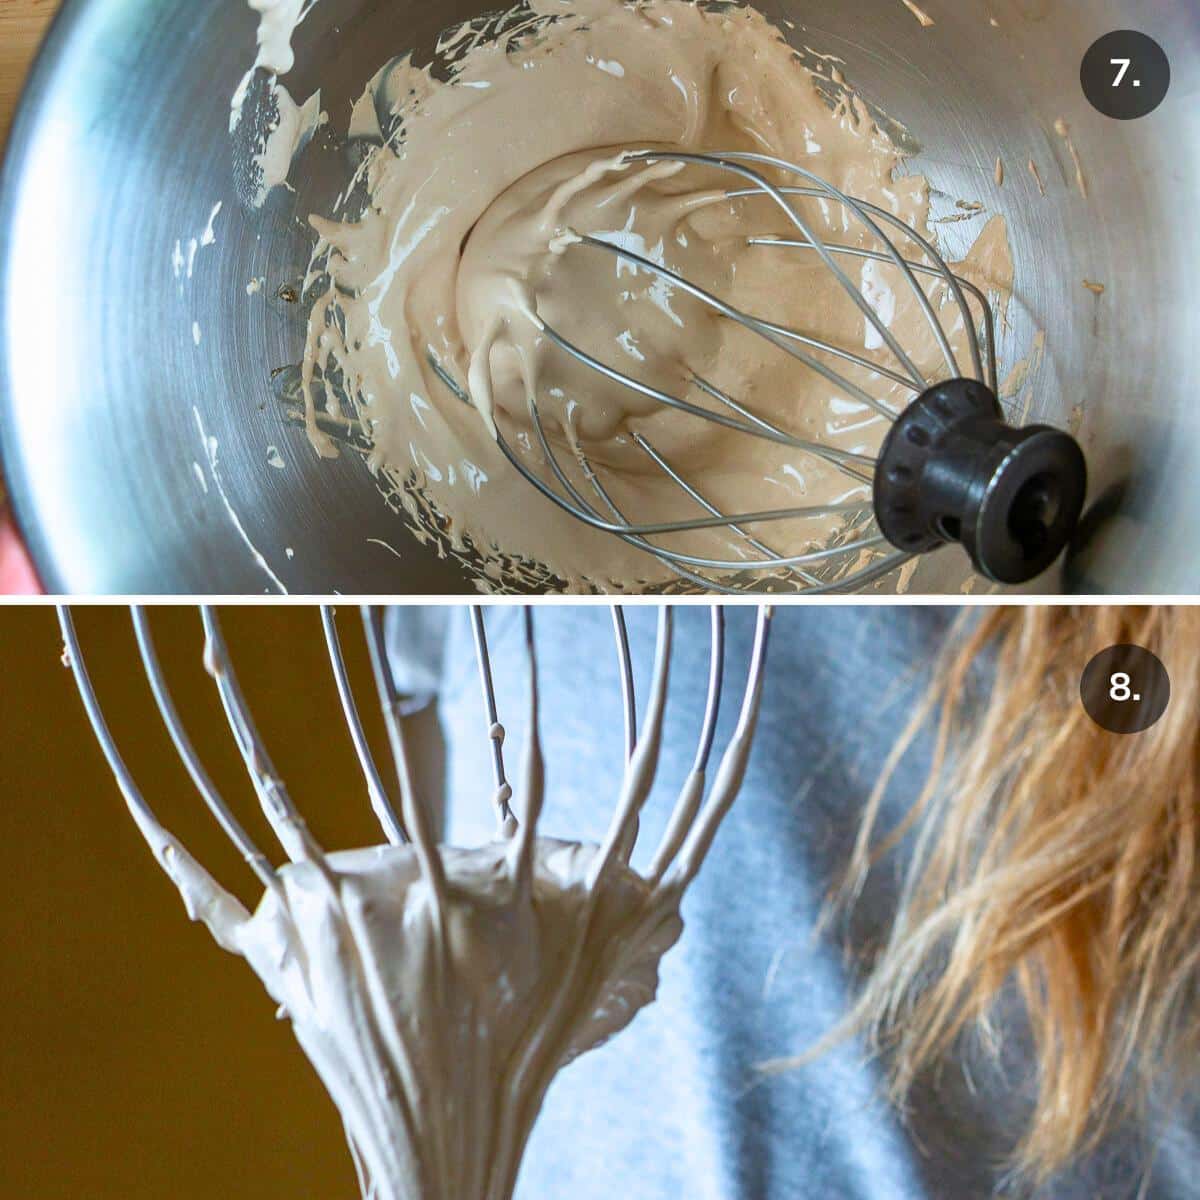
[1081,646,1170,734]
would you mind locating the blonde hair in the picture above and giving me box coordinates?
[840,606,1200,1183]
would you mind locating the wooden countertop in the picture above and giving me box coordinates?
[1,0,61,147]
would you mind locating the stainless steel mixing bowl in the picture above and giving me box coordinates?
[1,0,1197,594]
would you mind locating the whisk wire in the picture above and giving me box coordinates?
[684,374,875,482]
[703,150,961,381]
[61,605,770,954]
[665,605,773,892]
[560,235,903,420]
[200,606,323,865]
[635,151,934,384]
[611,608,637,762]
[470,606,516,833]
[131,607,279,890]
[530,385,884,575]
[630,433,823,588]
[322,606,408,846]
[358,606,447,896]
[432,348,863,591]
[740,189,995,389]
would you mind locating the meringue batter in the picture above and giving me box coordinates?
[277,0,1018,591]
[125,793,687,1200]
[232,838,685,1200]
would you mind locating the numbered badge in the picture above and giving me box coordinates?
[1081,31,1170,120]
[1080,644,1171,734]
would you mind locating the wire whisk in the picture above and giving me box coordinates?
[58,604,771,1200]
[437,149,1086,593]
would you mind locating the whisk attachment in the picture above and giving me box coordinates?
[56,604,771,1200]
[472,147,1087,592]
[873,377,1088,583]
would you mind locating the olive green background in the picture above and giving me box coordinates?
[1,606,433,1198]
